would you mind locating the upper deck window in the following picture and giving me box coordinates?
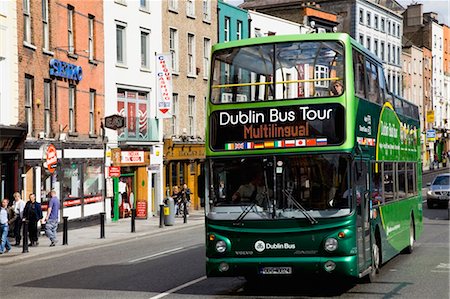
[210,41,345,104]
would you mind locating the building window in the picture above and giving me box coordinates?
[117,89,150,140]
[88,15,95,60]
[186,0,195,17]
[140,29,150,69]
[314,65,329,88]
[25,75,33,136]
[381,41,385,61]
[23,0,32,43]
[388,43,391,63]
[168,0,178,11]
[187,33,195,76]
[359,8,364,24]
[397,24,400,37]
[366,36,371,51]
[374,14,378,30]
[42,0,49,50]
[68,5,75,53]
[44,80,51,136]
[237,20,242,40]
[366,11,371,27]
[224,17,230,42]
[359,34,364,45]
[140,0,149,11]
[169,28,178,72]
[396,47,400,65]
[381,18,385,32]
[374,39,378,56]
[171,93,178,135]
[89,89,95,135]
[203,37,211,78]
[202,0,210,22]
[69,85,76,133]
[188,95,195,136]
[387,20,391,35]
[116,23,126,64]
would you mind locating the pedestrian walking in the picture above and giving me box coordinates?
[0,198,13,254]
[44,190,60,247]
[12,192,25,246]
[22,193,43,247]
[181,183,191,216]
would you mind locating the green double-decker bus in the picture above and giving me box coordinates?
[205,33,422,281]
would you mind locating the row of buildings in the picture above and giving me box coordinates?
[0,0,449,220]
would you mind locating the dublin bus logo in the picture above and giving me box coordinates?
[254,240,265,252]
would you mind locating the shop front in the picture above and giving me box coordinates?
[23,142,104,220]
[164,139,205,210]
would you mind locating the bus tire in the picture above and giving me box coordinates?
[365,230,381,283]
[404,217,415,254]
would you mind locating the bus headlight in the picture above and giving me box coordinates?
[324,238,338,252]
[215,240,227,253]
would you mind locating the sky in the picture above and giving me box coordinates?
[225,0,450,25]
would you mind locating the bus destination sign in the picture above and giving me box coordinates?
[210,103,345,151]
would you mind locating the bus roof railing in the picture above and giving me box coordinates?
[212,77,343,89]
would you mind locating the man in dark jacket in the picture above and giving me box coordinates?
[23,193,43,247]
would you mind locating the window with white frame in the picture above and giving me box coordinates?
[366,36,371,51]
[69,85,76,133]
[168,0,178,11]
[374,15,378,30]
[186,0,195,17]
[88,15,95,60]
[359,8,363,24]
[381,41,385,61]
[203,37,211,78]
[89,89,95,135]
[116,23,126,64]
[366,11,371,27]
[25,75,33,136]
[44,80,51,136]
[359,34,364,46]
[169,28,179,72]
[314,65,329,88]
[224,17,230,42]
[374,39,378,56]
[237,20,242,40]
[187,33,195,75]
[202,0,211,22]
[68,5,75,53]
[381,18,385,32]
[140,0,149,11]
[23,0,32,43]
[141,29,150,69]
[188,95,195,136]
[171,93,178,135]
[42,0,49,50]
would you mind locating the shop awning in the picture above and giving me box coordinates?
[0,125,27,153]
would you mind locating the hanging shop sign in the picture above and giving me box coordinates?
[49,59,83,81]
[105,114,125,130]
[108,166,121,177]
[45,144,58,173]
[156,53,173,119]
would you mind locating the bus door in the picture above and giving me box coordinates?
[353,159,371,272]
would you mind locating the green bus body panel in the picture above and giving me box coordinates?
[206,216,359,277]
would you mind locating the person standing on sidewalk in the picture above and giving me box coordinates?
[22,193,43,247]
[0,198,12,254]
[12,192,25,246]
[44,190,60,247]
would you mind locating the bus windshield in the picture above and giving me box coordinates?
[211,41,345,103]
[208,154,351,220]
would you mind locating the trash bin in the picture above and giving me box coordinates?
[164,197,175,226]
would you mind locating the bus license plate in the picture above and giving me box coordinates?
[260,267,292,275]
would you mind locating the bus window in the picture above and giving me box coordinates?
[371,162,383,204]
[383,162,394,202]
[407,163,416,196]
[353,50,366,99]
[394,96,404,115]
[397,162,406,199]
[365,60,380,104]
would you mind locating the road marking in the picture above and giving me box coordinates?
[128,247,184,263]
[149,276,207,299]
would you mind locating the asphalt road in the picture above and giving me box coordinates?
[1,171,448,299]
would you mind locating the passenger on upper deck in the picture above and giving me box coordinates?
[330,81,344,96]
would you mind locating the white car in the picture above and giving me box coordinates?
[427,173,450,209]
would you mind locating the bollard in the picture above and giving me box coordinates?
[22,220,29,253]
[159,204,164,228]
[183,200,187,224]
[131,208,136,233]
[63,216,68,245]
[100,212,105,239]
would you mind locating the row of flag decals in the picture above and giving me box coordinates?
[225,138,328,150]
[356,137,376,146]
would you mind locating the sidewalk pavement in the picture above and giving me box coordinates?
[0,209,205,266]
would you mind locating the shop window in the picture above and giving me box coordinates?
[83,164,103,197]
[62,164,81,199]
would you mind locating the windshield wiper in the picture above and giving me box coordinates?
[282,189,318,224]
[233,201,258,226]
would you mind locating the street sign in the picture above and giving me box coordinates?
[426,110,434,123]
[104,114,125,130]
[108,166,121,177]
[427,129,436,142]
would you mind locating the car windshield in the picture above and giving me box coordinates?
[433,176,450,186]
[210,41,345,103]
[207,154,351,220]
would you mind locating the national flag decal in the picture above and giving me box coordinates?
[316,138,327,145]
[225,143,234,150]
[234,143,244,150]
